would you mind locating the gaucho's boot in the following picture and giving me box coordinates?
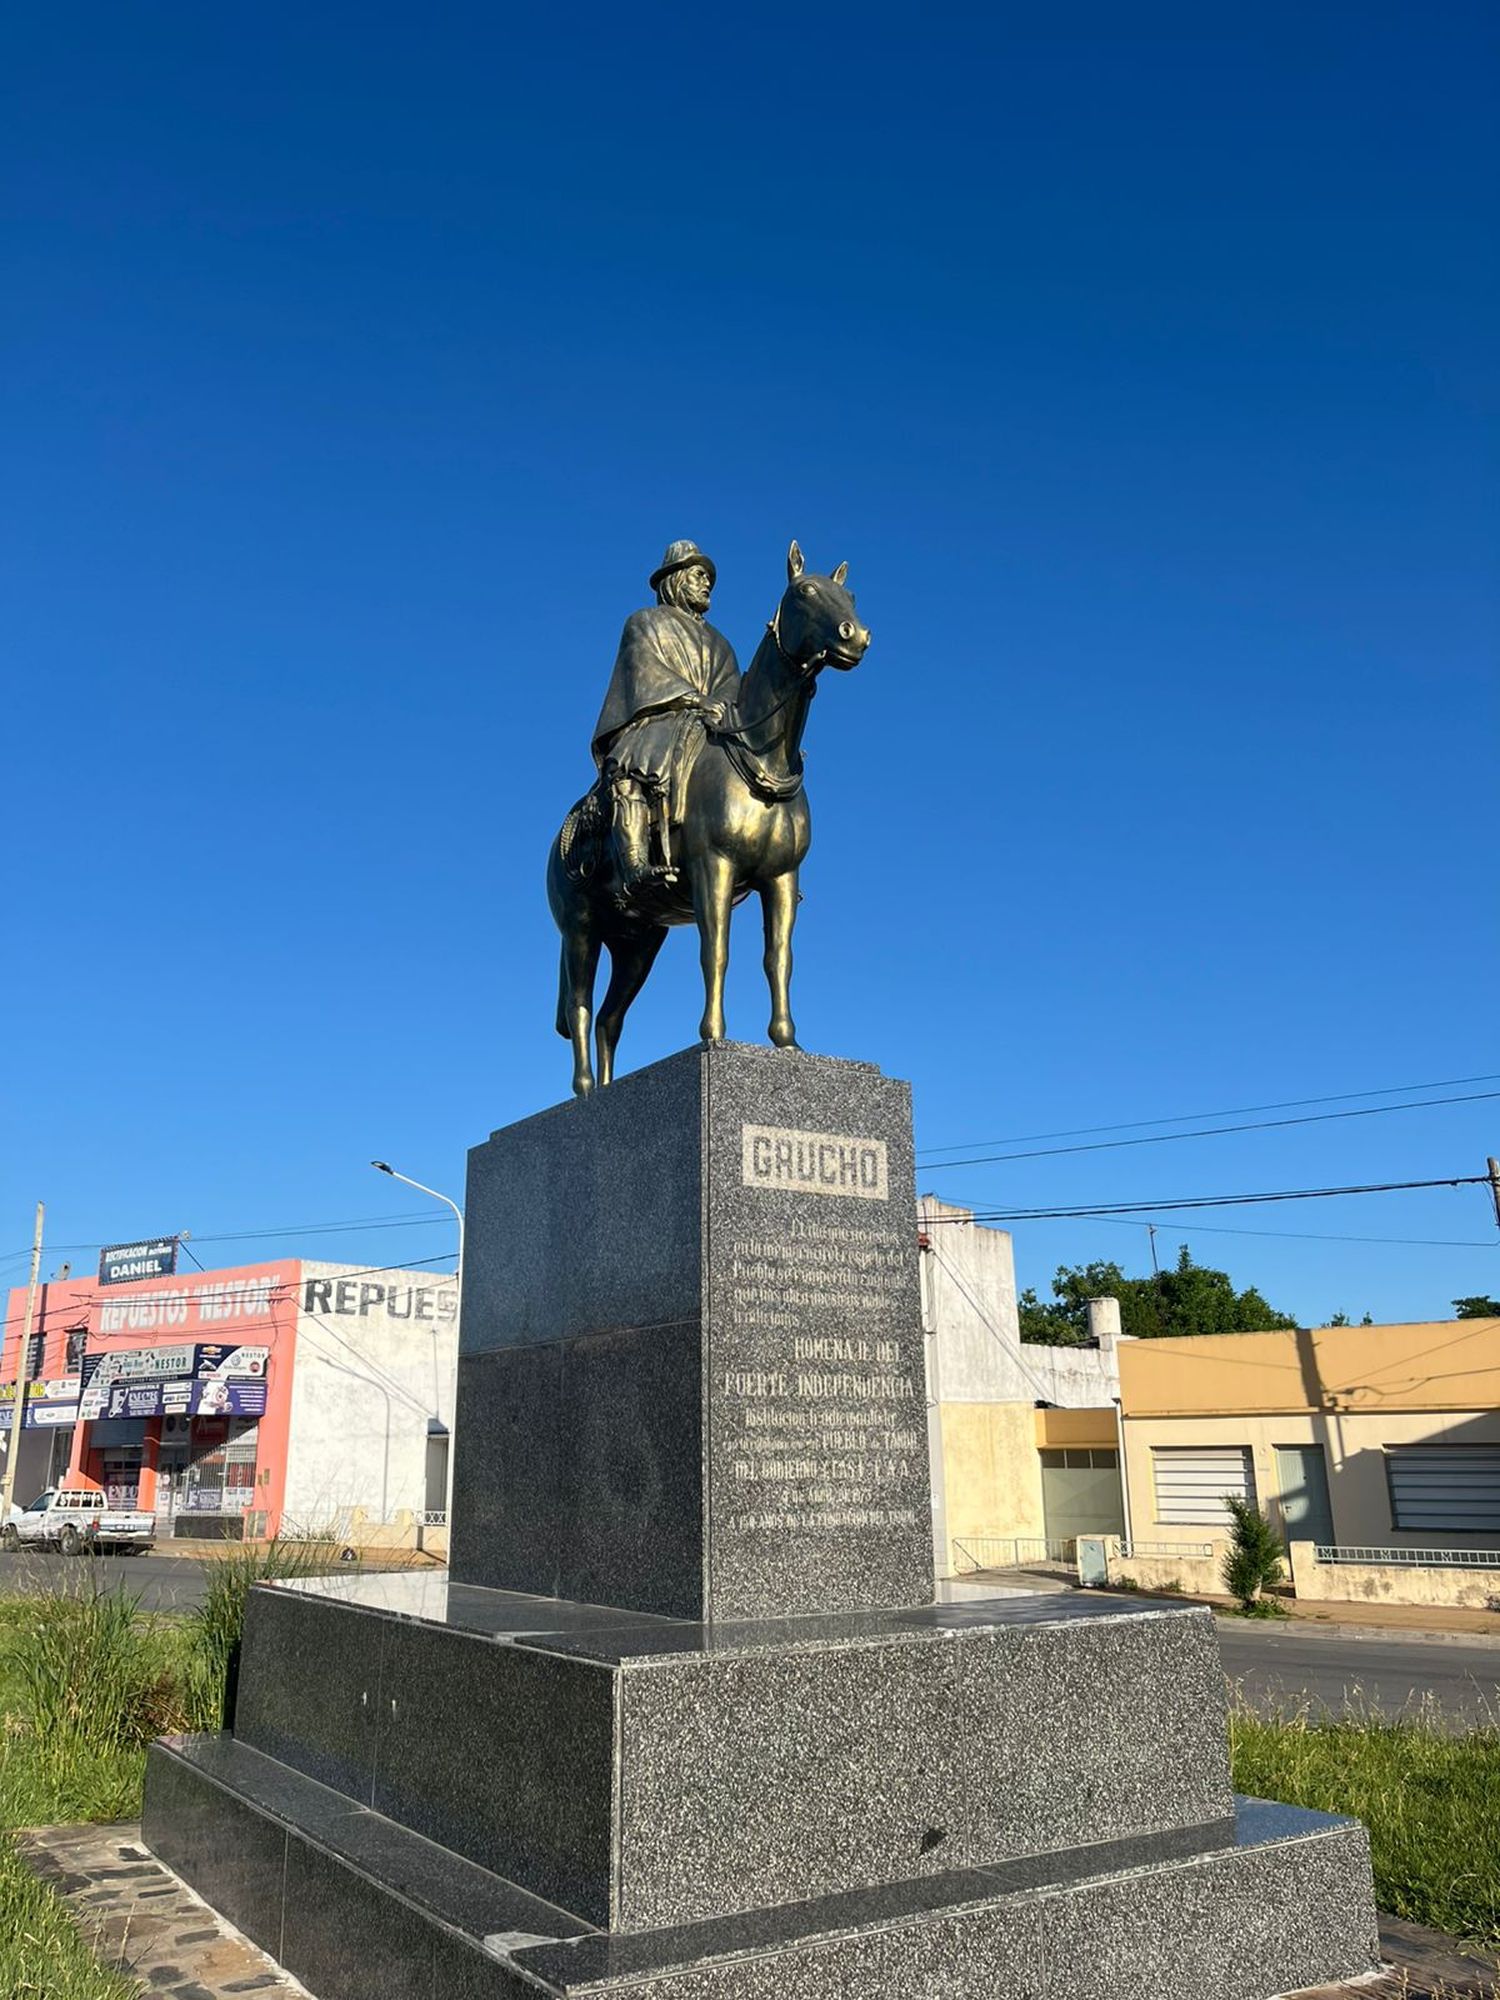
[611,791,651,909]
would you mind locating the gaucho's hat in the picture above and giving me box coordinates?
[650,539,717,592]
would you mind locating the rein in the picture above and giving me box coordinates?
[710,605,822,802]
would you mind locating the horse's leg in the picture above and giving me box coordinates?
[691,851,737,1043]
[595,928,666,1086]
[560,926,601,1096]
[762,868,800,1049]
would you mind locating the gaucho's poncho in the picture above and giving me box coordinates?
[591,604,741,821]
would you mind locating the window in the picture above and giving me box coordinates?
[185,1419,260,1515]
[1040,1448,1119,1470]
[1386,1446,1500,1534]
[1151,1446,1257,1526]
[64,1326,87,1373]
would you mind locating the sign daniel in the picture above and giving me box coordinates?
[99,1238,179,1286]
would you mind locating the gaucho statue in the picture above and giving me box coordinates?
[591,540,741,903]
[548,538,870,1098]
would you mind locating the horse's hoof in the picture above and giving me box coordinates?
[769,1022,800,1050]
[573,1077,595,1098]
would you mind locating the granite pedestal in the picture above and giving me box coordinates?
[145,1045,1381,1999]
[449,1044,933,1621]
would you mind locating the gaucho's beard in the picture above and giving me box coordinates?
[657,569,706,615]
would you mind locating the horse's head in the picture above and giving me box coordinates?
[772,540,871,672]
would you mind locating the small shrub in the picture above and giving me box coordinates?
[1110,1574,1139,1592]
[1157,1577,1186,1594]
[1221,1496,1285,1610]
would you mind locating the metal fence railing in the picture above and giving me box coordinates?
[1117,1540,1214,1561]
[422,1510,448,1528]
[952,1535,1077,1574]
[1315,1545,1500,1570]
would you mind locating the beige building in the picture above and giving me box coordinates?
[1113,1316,1500,1605]
[919,1198,1122,1573]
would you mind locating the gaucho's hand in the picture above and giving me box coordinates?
[702,702,727,728]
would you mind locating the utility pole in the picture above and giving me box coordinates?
[0,1203,44,1527]
[1488,1158,1500,1237]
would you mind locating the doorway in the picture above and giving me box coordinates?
[1273,1443,1335,1549]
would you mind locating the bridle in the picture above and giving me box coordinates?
[767,602,833,678]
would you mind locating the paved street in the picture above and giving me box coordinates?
[0,1549,212,1611]
[1216,1618,1500,1725]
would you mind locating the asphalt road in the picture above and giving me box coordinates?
[0,1550,214,1611]
[1215,1618,1500,1725]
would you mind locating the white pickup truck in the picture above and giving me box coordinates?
[1,1487,156,1556]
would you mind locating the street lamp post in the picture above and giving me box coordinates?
[369,1162,464,1282]
[370,1163,463,1543]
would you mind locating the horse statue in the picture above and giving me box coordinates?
[547,542,870,1096]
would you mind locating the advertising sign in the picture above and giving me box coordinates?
[99,1239,179,1286]
[0,1379,82,1430]
[88,1378,268,1422]
[79,1344,270,1422]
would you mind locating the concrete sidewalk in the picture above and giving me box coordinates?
[1168,1588,1500,1647]
[953,1569,1500,1645]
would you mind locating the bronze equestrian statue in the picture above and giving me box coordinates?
[547,540,870,1096]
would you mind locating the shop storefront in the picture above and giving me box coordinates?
[77,1336,273,1537]
[3,1253,458,1545]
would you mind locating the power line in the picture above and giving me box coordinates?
[918,1090,1500,1171]
[923,1236,1059,1405]
[917,1070,1500,1157]
[1004,1213,1498,1249]
[934,1173,1491,1225]
[39,1211,448,1254]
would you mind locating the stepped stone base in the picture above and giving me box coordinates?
[146,1733,1376,2000]
[226,1573,1239,1929]
[142,1573,1381,2000]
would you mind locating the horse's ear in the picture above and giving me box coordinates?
[787,540,805,581]
[831,561,848,586]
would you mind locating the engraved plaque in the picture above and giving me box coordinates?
[709,1057,932,1617]
[740,1124,889,1200]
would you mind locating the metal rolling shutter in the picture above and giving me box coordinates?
[1151,1445,1257,1525]
[1386,1446,1500,1532]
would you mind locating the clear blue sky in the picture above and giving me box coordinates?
[4,7,1497,1325]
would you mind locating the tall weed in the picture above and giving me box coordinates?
[0,1586,191,1827]
[186,1538,342,1729]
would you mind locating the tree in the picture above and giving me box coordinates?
[1327,1311,1373,1327]
[1018,1245,1299,1345]
[1221,1496,1285,1611]
[1453,1296,1500,1319]
[1019,1261,1128,1346]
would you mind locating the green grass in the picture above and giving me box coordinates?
[0,1541,344,1997]
[0,1839,142,2000]
[1231,1694,1500,1951]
